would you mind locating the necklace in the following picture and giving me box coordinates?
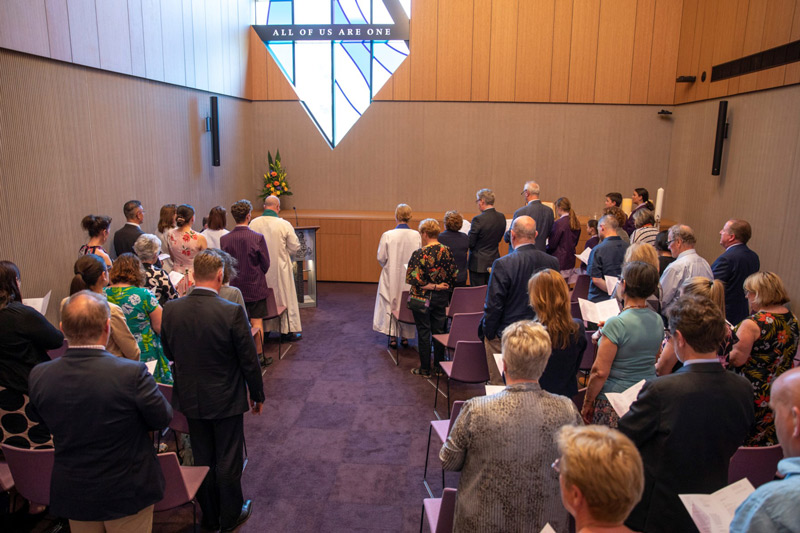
[622,303,647,312]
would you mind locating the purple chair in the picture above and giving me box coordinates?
[434,341,489,419]
[423,401,464,497]
[432,312,483,360]
[47,339,68,360]
[0,444,54,506]
[572,387,587,411]
[154,452,209,530]
[263,288,290,360]
[388,290,416,366]
[420,487,457,533]
[728,444,784,488]
[578,330,597,378]
[158,383,191,457]
[445,286,487,323]
[570,301,582,322]
[571,274,590,302]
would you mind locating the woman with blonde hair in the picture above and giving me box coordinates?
[729,271,799,446]
[656,276,730,375]
[528,269,587,397]
[555,425,644,533]
[547,197,581,279]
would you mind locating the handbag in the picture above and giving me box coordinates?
[407,294,431,314]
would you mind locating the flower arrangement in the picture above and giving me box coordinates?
[259,150,292,199]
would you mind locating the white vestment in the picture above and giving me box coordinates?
[372,227,421,337]
[249,214,302,333]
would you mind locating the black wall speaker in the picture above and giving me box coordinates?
[712,100,728,176]
[210,96,220,167]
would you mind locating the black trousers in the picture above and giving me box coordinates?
[411,291,449,372]
[469,271,489,287]
[187,414,245,529]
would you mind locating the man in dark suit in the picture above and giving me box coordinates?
[586,214,628,302]
[503,181,554,252]
[29,290,172,531]
[161,249,265,532]
[113,199,145,258]
[468,188,506,286]
[619,294,754,533]
[481,216,559,384]
[712,219,760,325]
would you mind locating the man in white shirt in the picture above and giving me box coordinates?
[659,224,712,316]
[249,196,302,341]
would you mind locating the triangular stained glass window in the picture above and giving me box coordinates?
[254,0,411,148]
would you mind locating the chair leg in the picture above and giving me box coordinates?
[192,500,197,532]
[433,371,441,420]
[441,466,445,492]
[422,425,434,498]
[386,315,399,366]
[420,503,425,533]
[446,379,451,418]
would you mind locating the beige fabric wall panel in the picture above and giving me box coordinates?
[0,51,254,322]
[665,85,800,303]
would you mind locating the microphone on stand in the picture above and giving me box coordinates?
[293,206,300,226]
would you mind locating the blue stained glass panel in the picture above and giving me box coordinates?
[267,2,292,24]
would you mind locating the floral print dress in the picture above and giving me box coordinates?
[732,311,800,446]
[166,228,205,296]
[104,286,173,385]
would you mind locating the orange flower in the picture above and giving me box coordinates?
[271,171,278,177]
[274,181,280,186]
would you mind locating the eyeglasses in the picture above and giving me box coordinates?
[667,239,676,246]
[551,457,561,474]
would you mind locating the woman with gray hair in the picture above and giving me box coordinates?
[440,320,582,532]
[134,233,178,306]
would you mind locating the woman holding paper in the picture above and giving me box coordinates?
[166,204,207,296]
[104,254,172,384]
[581,261,663,427]
[134,233,178,306]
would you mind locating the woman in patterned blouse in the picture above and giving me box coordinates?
[406,218,457,377]
[134,233,179,306]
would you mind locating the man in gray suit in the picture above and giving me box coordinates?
[504,181,554,252]
[467,188,506,287]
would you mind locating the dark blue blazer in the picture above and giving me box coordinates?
[162,288,265,419]
[439,230,469,285]
[481,244,559,339]
[112,223,144,258]
[619,363,754,533]
[468,208,506,274]
[29,349,172,521]
[504,200,554,251]
[712,244,760,326]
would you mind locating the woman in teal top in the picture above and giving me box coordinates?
[582,261,663,428]
[104,253,173,384]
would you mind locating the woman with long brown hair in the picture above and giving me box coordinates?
[546,197,581,279]
[528,269,587,397]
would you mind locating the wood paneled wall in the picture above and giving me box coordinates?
[0,0,255,98]
[674,0,800,104]
[666,85,800,304]
[0,50,256,323]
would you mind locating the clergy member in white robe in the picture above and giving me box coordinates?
[249,195,302,338]
[373,204,421,346]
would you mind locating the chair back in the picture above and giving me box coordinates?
[579,331,597,372]
[447,312,483,349]
[395,290,416,324]
[447,286,487,319]
[0,444,54,506]
[47,339,68,359]
[570,301,582,321]
[155,452,190,510]
[571,275,591,302]
[450,341,490,383]
[728,444,784,488]
[265,288,279,318]
[435,488,458,533]
[447,401,465,435]
[572,388,587,411]
[158,383,190,435]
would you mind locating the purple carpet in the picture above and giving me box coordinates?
[152,281,482,532]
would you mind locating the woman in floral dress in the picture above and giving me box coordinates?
[730,271,799,446]
[166,204,207,296]
[104,253,173,384]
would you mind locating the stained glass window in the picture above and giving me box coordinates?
[254,0,411,147]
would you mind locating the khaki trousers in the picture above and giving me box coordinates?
[483,337,505,385]
[69,504,154,533]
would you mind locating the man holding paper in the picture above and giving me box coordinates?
[618,294,753,533]
[481,216,559,384]
[730,366,800,532]
[586,215,628,302]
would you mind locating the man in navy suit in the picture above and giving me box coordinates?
[619,294,754,533]
[161,249,265,532]
[113,199,145,258]
[504,181,554,252]
[29,291,172,532]
[712,219,760,325]
[482,216,559,384]
[468,188,506,287]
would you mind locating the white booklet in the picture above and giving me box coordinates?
[540,525,557,533]
[604,275,619,296]
[578,297,620,324]
[145,360,158,375]
[605,379,646,417]
[485,385,505,396]
[679,478,755,533]
[575,247,592,265]
[168,270,184,287]
[493,353,503,375]
[23,290,51,315]
[157,253,170,262]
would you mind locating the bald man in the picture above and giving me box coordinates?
[731,367,800,532]
[481,216,559,384]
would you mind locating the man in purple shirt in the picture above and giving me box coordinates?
[221,200,270,360]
